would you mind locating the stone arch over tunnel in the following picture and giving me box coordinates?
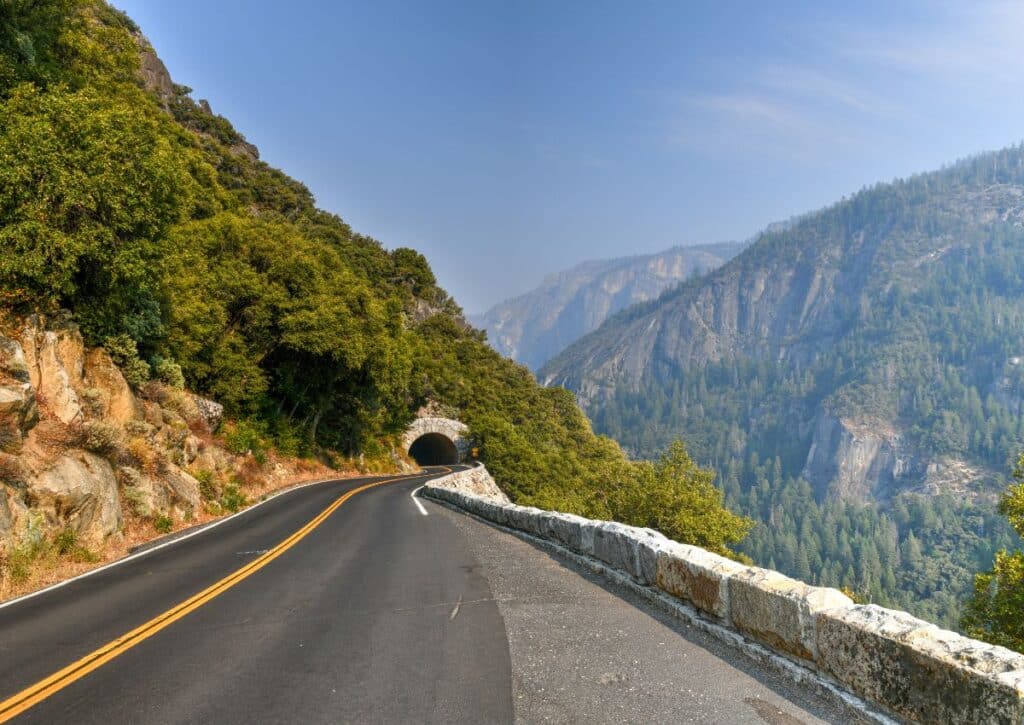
[408,432,459,465]
[402,416,470,465]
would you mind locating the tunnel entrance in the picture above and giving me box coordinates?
[408,432,459,465]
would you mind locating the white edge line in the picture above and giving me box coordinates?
[0,472,422,612]
[410,485,429,516]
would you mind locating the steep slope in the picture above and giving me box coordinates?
[545,150,1024,502]
[474,242,744,370]
[542,150,1024,626]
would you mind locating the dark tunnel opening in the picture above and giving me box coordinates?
[408,433,459,465]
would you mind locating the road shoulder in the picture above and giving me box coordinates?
[429,500,864,724]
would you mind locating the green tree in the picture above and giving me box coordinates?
[0,83,198,343]
[961,455,1024,652]
[604,440,752,556]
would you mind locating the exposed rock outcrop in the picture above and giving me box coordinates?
[30,451,121,546]
[0,315,221,556]
[800,409,990,502]
[190,395,223,432]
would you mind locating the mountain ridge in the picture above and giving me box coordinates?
[538,145,1024,625]
[543,146,1024,502]
[474,240,746,370]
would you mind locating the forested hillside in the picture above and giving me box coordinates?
[543,147,1024,627]
[0,1,749,559]
[473,242,744,370]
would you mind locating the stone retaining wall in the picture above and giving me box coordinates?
[423,484,1024,724]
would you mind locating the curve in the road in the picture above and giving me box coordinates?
[0,467,454,723]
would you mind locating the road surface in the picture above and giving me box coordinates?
[0,467,857,723]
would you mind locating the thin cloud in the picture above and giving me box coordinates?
[692,93,808,128]
[839,1,1024,84]
[756,66,888,116]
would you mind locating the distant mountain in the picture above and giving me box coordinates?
[544,149,1024,502]
[473,242,746,370]
[541,147,1024,626]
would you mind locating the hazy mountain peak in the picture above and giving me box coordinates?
[473,241,746,370]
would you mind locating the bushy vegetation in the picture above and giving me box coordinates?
[962,455,1024,650]
[0,1,750,555]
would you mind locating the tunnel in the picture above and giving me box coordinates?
[408,432,459,465]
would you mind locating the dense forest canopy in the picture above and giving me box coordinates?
[0,0,749,555]
[542,137,1024,627]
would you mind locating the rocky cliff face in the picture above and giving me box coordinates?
[542,148,1024,502]
[0,314,208,549]
[473,242,744,370]
[0,314,317,572]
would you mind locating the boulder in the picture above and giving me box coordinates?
[190,395,223,431]
[0,382,38,452]
[29,450,121,545]
[729,567,852,662]
[816,604,1024,723]
[19,320,85,425]
[82,349,141,423]
[0,336,31,383]
[657,544,750,621]
[127,464,201,521]
[182,435,201,465]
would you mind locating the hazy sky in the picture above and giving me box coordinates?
[115,1,1024,313]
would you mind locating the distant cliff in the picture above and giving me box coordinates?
[472,242,745,370]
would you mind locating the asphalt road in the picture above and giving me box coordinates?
[0,467,856,723]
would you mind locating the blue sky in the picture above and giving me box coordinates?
[114,1,1024,313]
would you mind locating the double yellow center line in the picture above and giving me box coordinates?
[0,469,443,722]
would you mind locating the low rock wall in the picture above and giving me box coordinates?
[423,484,1024,724]
[427,465,509,504]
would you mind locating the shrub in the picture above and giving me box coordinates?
[53,527,96,563]
[3,543,38,583]
[193,469,216,501]
[220,483,247,513]
[120,481,148,517]
[150,356,185,389]
[125,436,157,474]
[222,420,267,464]
[54,527,77,555]
[153,515,173,534]
[124,419,155,438]
[103,335,150,387]
[81,420,122,455]
[79,388,106,417]
[162,389,199,423]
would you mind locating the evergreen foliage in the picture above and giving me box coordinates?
[552,140,1024,628]
[0,1,750,555]
[962,456,1024,650]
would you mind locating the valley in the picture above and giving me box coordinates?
[533,152,1024,627]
